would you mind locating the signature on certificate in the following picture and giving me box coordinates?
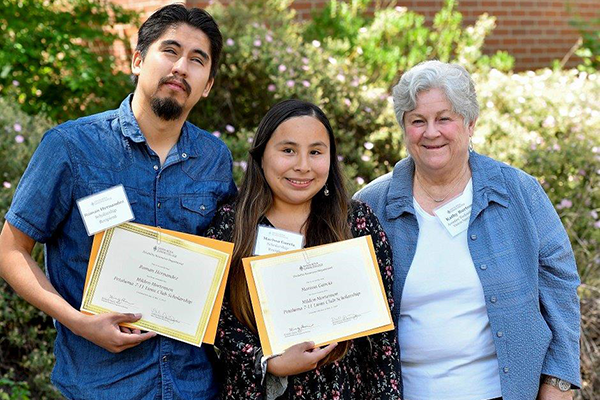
[331,313,367,326]
[283,324,315,338]
[102,294,134,308]
[150,308,182,325]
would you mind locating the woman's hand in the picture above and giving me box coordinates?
[267,341,338,377]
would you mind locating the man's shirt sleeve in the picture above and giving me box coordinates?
[5,129,74,243]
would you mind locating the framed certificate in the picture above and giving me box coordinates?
[81,222,233,346]
[243,235,394,356]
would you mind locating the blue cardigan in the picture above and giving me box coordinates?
[355,151,580,400]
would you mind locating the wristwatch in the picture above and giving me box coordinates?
[542,375,572,392]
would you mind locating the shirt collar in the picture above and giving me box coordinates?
[117,94,200,158]
[385,151,509,221]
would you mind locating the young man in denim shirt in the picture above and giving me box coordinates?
[0,5,235,399]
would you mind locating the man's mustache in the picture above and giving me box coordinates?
[159,76,191,94]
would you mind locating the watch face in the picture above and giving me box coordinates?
[558,380,571,391]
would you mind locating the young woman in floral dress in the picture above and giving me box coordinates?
[206,99,401,400]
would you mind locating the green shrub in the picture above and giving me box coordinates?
[0,98,59,398]
[0,0,137,122]
[475,68,600,286]
[569,9,600,73]
[304,0,514,86]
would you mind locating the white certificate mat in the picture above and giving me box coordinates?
[81,223,231,346]
[243,235,394,356]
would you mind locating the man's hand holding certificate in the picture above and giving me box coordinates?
[80,223,233,347]
[243,235,394,356]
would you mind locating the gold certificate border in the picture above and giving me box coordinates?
[81,223,228,345]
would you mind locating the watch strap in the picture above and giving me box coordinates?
[543,375,571,392]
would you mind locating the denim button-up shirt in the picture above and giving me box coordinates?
[6,95,236,399]
[355,152,580,400]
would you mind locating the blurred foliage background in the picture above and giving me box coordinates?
[0,0,598,398]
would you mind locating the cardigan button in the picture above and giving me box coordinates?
[497,331,504,338]
[490,296,497,303]
[480,264,487,270]
[470,234,477,240]
[503,367,509,373]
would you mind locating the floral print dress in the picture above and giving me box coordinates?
[206,201,401,400]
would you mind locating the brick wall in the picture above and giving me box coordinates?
[111,0,600,71]
[390,0,600,70]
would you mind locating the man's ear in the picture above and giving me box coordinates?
[131,50,143,77]
[201,77,215,98]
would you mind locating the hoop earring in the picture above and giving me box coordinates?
[323,184,330,197]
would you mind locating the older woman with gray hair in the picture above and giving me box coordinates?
[355,60,580,400]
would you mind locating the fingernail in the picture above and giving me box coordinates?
[134,313,142,318]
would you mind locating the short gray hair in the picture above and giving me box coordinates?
[392,60,479,131]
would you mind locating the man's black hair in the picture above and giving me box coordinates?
[135,4,222,81]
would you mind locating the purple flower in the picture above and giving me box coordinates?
[239,161,248,171]
[248,137,254,143]
[344,98,351,107]
[302,57,309,64]
[590,210,598,219]
[212,131,221,138]
[254,39,262,47]
[337,155,344,162]
[268,84,276,92]
[286,80,295,88]
[365,107,372,113]
[356,177,365,185]
[3,181,11,189]
[278,64,287,72]
[312,40,321,48]
[556,199,573,210]
[15,135,24,143]
[302,80,310,87]
[364,142,374,150]
[301,65,309,71]
[361,155,370,161]
[286,47,293,53]
[594,220,600,229]
[12,80,19,87]
[225,125,235,133]
[226,38,235,46]
[14,123,22,132]
[266,34,273,42]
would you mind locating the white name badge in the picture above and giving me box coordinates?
[254,225,304,256]
[434,188,473,237]
[76,185,135,236]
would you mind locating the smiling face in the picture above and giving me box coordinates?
[132,23,214,120]
[403,88,475,178]
[261,116,331,212]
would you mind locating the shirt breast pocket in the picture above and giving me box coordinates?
[178,195,217,235]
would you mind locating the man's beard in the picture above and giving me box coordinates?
[150,97,184,121]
